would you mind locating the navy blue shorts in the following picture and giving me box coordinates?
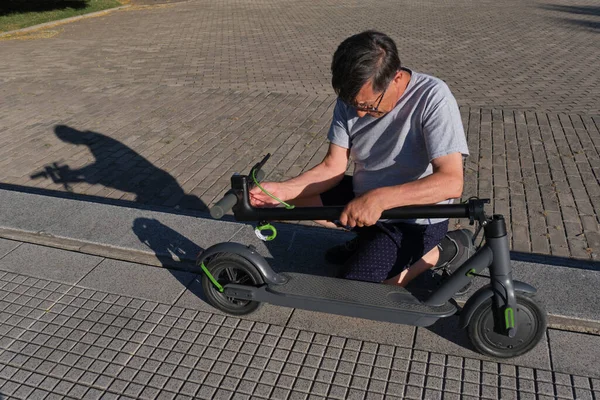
[321,176,449,282]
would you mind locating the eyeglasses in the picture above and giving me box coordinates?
[352,81,390,114]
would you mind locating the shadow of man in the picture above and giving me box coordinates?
[31,125,206,210]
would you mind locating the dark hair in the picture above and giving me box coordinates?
[331,30,401,105]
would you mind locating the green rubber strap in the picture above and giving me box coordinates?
[256,223,277,241]
[200,262,223,292]
[252,169,295,209]
[466,268,476,277]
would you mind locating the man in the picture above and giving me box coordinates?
[250,30,469,287]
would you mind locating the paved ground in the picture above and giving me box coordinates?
[0,0,600,398]
[1,181,600,399]
[0,231,600,400]
[0,0,599,260]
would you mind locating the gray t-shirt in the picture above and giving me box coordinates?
[327,69,469,225]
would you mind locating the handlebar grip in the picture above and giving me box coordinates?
[210,192,238,219]
[209,169,266,219]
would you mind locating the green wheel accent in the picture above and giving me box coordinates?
[256,224,277,241]
[200,262,224,292]
[466,268,476,277]
[505,307,515,329]
[467,294,547,358]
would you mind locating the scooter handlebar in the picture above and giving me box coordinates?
[210,169,266,219]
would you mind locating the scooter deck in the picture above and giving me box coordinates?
[225,273,457,326]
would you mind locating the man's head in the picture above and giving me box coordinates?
[331,31,403,118]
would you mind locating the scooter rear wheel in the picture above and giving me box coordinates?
[201,253,264,315]
[467,293,546,358]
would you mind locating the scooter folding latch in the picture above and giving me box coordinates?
[468,198,490,226]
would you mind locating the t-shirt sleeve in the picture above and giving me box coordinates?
[327,99,351,149]
[421,87,469,161]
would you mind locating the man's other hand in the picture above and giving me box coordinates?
[339,190,384,228]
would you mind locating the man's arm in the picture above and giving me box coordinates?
[339,152,463,227]
[249,143,350,206]
[374,152,464,209]
[280,143,350,199]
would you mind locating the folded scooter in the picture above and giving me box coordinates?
[198,154,547,359]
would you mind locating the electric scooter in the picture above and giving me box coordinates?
[198,154,547,358]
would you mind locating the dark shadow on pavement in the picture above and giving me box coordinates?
[1,0,87,16]
[30,125,206,211]
[511,250,600,271]
[565,19,600,31]
[132,217,207,298]
[541,4,600,31]
[541,4,600,17]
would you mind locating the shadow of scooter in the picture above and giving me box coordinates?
[132,217,206,297]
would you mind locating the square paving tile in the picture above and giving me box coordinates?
[0,239,21,259]
[549,329,600,378]
[77,259,193,303]
[287,310,416,348]
[0,243,102,284]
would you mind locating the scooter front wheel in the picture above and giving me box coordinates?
[201,253,264,315]
[467,293,547,358]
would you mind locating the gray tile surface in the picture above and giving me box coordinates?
[287,309,416,348]
[0,263,596,400]
[549,330,600,378]
[0,238,20,259]
[511,261,600,321]
[0,243,103,284]
[77,258,193,303]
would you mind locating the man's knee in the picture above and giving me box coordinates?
[342,228,403,282]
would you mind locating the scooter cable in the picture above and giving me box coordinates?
[251,169,295,209]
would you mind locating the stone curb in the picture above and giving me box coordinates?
[0,226,196,272]
[0,5,130,38]
[1,226,599,335]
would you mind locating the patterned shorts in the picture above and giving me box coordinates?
[321,175,449,282]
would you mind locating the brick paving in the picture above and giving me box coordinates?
[1,0,598,112]
[0,1,599,248]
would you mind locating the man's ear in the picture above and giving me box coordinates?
[393,70,403,84]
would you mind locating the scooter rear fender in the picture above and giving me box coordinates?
[197,242,288,285]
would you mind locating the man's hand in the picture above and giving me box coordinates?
[249,182,290,207]
[339,190,385,228]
